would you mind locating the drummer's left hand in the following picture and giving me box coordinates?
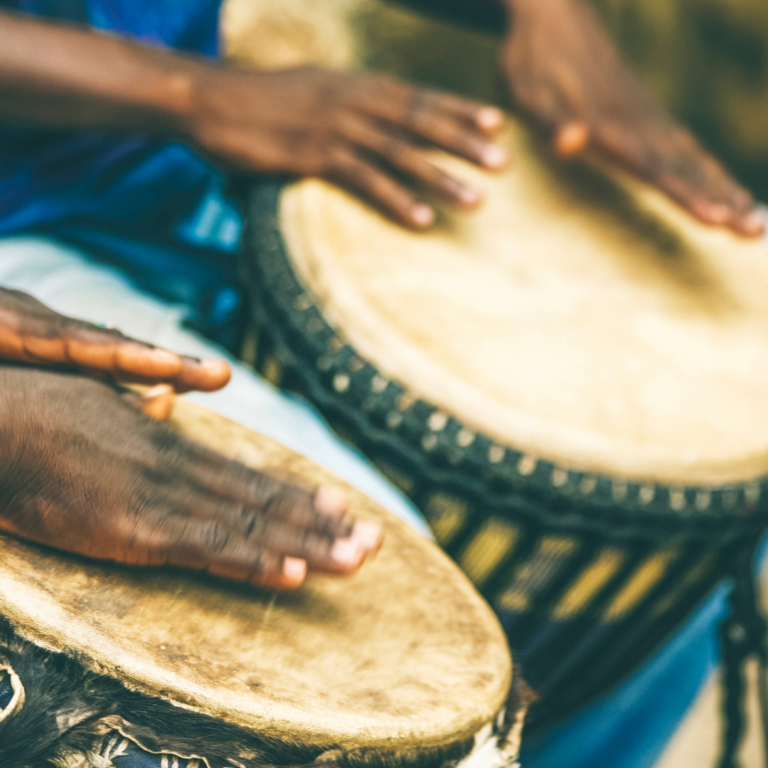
[502,0,765,237]
[0,287,231,395]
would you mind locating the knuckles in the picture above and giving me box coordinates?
[0,367,353,580]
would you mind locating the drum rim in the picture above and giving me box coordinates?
[241,181,768,531]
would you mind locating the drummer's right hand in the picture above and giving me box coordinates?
[0,287,230,393]
[185,65,507,228]
[0,366,381,589]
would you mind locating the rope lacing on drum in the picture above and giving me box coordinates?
[717,543,768,768]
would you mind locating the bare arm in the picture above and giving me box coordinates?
[0,11,193,131]
[0,10,506,228]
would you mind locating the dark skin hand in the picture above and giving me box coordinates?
[0,366,381,590]
[190,65,506,228]
[396,0,764,236]
[5,7,756,234]
[0,287,231,393]
[0,11,506,230]
[0,287,382,589]
[501,0,764,236]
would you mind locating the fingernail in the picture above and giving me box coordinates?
[555,123,590,157]
[282,557,307,582]
[476,107,504,131]
[352,521,382,551]
[315,486,347,517]
[456,185,481,206]
[331,537,363,566]
[742,210,766,235]
[705,204,730,224]
[197,359,232,389]
[411,204,435,227]
[481,145,507,169]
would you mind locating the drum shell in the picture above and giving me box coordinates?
[240,182,766,732]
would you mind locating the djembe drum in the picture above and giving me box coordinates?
[239,117,768,731]
[0,401,522,768]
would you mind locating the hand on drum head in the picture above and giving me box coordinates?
[186,65,507,228]
[0,367,381,590]
[0,287,231,394]
[503,0,764,238]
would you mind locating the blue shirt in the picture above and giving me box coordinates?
[0,0,243,346]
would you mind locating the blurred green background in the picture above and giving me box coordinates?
[591,0,768,201]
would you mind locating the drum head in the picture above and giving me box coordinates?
[0,402,511,749]
[280,124,768,486]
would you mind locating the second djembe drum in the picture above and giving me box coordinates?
[240,121,768,731]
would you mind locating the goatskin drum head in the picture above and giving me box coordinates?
[281,123,768,486]
[0,401,511,749]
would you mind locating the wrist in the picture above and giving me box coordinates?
[177,60,232,148]
[117,43,202,136]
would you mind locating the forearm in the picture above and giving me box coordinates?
[0,10,200,133]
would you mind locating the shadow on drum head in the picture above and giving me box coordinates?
[515,136,742,318]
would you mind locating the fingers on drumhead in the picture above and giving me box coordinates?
[361,79,508,170]
[654,170,762,237]
[167,511,369,584]
[350,520,383,554]
[690,199,766,238]
[205,553,307,589]
[734,209,766,238]
[146,461,380,581]
[475,106,505,133]
[337,116,483,210]
[245,558,309,590]
[314,486,348,517]
[329,150,436,229]
[417,89,505,134]
[592,122,765,238]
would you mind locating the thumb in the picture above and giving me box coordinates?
[121,384,177,421]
